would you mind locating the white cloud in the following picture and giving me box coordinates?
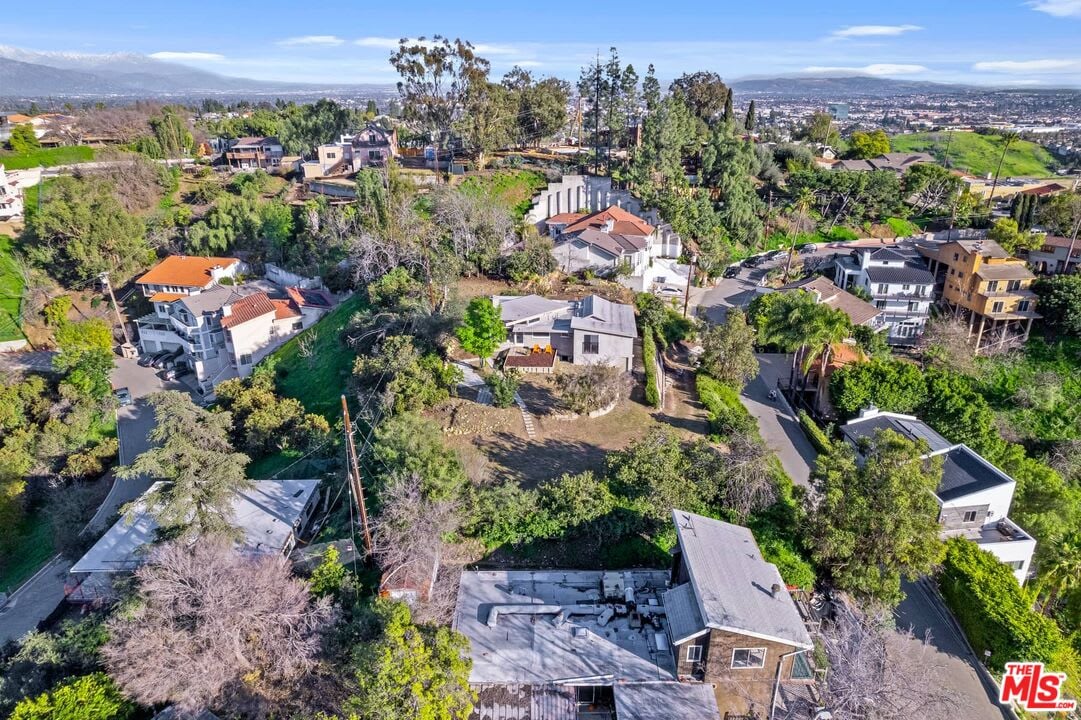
[802,63,928,75]
[277,35,344,47]
[973,58,1081,72]
[355,36,404,48]
[149,51,225,62]
[508,60,544,68]
[472,43,519,55]
[1027,0,1081,17]
[830,24,923,38]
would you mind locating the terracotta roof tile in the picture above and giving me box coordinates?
[272,299,301,320]
[137,256,239,288]
[220,292,276,329]
[148,292,185,303]
[563,205,654,237]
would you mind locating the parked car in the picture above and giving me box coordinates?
[161,365,191,381]
[150,351,172,369]
[797,243,818,254]
[742,255,764,268]
[767,249,788,261]
[722,265,741,279]
[137,354,155,367]
[656,286,683,297]
[114,387,133,407]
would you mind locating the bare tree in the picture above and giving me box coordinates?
[553,362,633,414]
[720,433,776,521]
[921,316,980,375]
[820,600,959,720]
[103,539,335,717]
[430,188,516,275]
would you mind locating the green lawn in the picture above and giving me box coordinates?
[0,145,95,170]
[269,293,368,420]
[891,132,1057,177]
[0,510,55,593]
[0,235,25,342]
[457,169,548,219]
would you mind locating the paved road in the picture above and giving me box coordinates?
[0,556,71,645]
[740,353,818,488]
[897,578,1013,720]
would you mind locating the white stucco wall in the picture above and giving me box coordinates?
[939,481,1016,524]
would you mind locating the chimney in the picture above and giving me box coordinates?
[604,218,615,233]
[771,583,782,598]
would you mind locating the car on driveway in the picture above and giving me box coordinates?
[137,354,155,367]
[797,243,818,254]
[656,286,683,298]
[742,255,765,268]
[114,387,133,406]
[161,365,192,381]
[767,249,788,261]
[722,265,741,279]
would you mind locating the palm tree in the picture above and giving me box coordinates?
[986,131,1019,209]
[758,291,852,392]
[1036,533,1081,613]
[783,188,815,284]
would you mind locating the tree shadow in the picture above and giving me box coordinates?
[473,432,605,489]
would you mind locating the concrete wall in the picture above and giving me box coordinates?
[524,175,657,227]
[0,339,28,352]
[981,535,1036,583]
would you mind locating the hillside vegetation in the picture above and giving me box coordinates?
[892,131,1057,177]
[0,145,95,170]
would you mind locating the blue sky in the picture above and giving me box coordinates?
[4,0,1081,86]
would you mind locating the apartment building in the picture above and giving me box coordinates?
[833,247,935,344]
[918,238,1039,353]
[224,136,284,170]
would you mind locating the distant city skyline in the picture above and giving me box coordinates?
[3,0,1081,87]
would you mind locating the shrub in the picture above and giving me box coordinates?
[797,411,832,453]
[486,370,520,408]
[553,362,631,414]
[11,672,133,720]
[696,373,756,438]
[826,226,859,242]
[643,332,661,408]
[885,216,920,237]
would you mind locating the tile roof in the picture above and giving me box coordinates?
[220,292,276,328]
[865,264,936,285]
[1041,235,1081,249]
[271,299,301,320]
[563,205,654,236]
[974,264,1034,281]
[137,256,239,288]
[782,276,882,326]
[148,292,186,303]
[546,211,587,225]
[672,510,813,649]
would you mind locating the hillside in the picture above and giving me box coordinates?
[731,75,973,96]
[891,131,1058,177]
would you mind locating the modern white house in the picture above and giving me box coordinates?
[494,294,637,372]
[134,256,334,395]
[833,247,935,344]
[840,407,1036,583]
[67,479,322,602]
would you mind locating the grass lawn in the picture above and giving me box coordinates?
[0,145,95,170]
[457,169,548,220]
[0,235,25,342]
[892,131,1057,177]
[270,292,368,420]
[0,510,55,593]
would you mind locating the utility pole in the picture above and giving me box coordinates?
[682,255,697,318]
[341,394,373,556]
[594,52,602,176]
[99,271,136,358]
[1065,211,1081,275]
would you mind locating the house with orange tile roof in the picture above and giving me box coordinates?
[134,256,334,396]
[549,205,674,280]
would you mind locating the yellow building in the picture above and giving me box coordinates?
[918,238,1039,353]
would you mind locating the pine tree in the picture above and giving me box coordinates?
[723,88,734,125]
[744,100,756,133]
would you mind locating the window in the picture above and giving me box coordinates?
[686,645,703,663]
[1007,280,1021,291]
[992,301,1005,313]
[583,334,599,355]
[292,320,303,331]
[876,300,886,309]
[239,353,253,365]
[1007,560,1025,571]
[987,280,999,292]
[326,152,336,159]
[958,272,964,279]
[908,301,920,312]
[877,284,888,294]
[1018,300,1030,312]
[732,648,766,669]
[953,253,960,261]
[902,284,911,291]
[963,510,978,523]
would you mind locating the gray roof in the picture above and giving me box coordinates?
[865,264,936,285]
[571,295,638,338]
[495,295,572,325]
[974,264,1035,281]
[939,446,1015,501]
[840,411,953,453]
[672,510,813,649]
[71,480,320,574]
[453,569,677,684]
[869,248,910,262]
[663,582,707,644]
[179,285,237,315]
[569,227,648,257]
[613,683,720,720]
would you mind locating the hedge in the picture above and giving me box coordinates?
[696,372,756,439]
[939,538,1079,688]
[643,331,661,408]
[797,411,832,453]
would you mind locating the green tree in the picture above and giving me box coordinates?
[117,391,252,540]
[28,176,151,284]
[373,413,466,501]
[698,310,759,388]
[810,432,945,606]
[502,233,558,282]
[988,217,1044,255]
[346,600,475,720]
[744,99,756,133]
[903,163,964,215]
[9,123,40,154]
[608,428,708,522]
[148,107,193,158]
[309,545,347,597]
[750,290,851,386]
[11,673,133,720]
[42,296,72,327]
[801,112,839,146]
[1034,274,1081,337]
[485,369,520,408]
[669,71,729,125]
[700,127,764,247]
[830,359,929,417]
[53,319,114,401]
[723,88,734,125]
[456,297,506,364]
[848,129,890,159]
[456,81,513,169]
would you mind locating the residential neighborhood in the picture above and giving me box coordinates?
[1,5,1081,720]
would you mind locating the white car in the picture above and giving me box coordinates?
[656,286,683,297]
[114,387,133,407]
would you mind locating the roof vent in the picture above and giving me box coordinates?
[771,583,782,598]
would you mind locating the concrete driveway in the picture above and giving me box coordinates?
[0,556,71,646]
[741,353,817,488]
[897,578,1013,720]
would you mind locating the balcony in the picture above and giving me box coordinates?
[871,291,932,300]
[942,517,1032,545]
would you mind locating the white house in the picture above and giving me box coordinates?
[840,407,1036,583]
[0,164,23,220]
[494,294,637,372]
[67,479,321,602]
[302,123,399,180]
[833,247,935,344]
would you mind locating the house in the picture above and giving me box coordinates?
[453,511,821,719]
[782,275,883,329]
[302,124,399,181]
[840,407,1035,583]
[1026,234,1080,275]
[67,479,322,602]
[224,136,284,171]
[134,256,333,395]
[0,164,23,220]
[828,151,935,174]
[667,510,817,719]
[917,238,1039,353]
[550,205,656,275]
[832,247,935,344]
[493,294,637,372]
